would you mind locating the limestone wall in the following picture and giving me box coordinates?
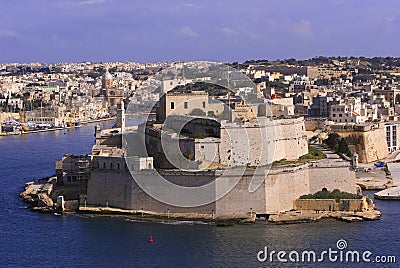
[328,123,389,163]
[308,166,357,194]
[264,165,310,213]
[295,199,338,211]
[87,157,357,215]
[294,198,364,212]
[219,117,308,167]
[273,118,308,161]
[215,170,268,215]
[87,168,132,209]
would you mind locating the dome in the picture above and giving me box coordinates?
[102,69,112,80]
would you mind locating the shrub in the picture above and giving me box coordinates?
[299,189,361,202]
[189,108,206,116]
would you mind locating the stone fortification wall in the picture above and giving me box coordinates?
[294,198,365,212]
[273,118,308,161]
[329,123,388,163]
[88,168,217,214]
[219,117,308,167]
[87,157,356,215]
[308,159,356,194]
[263,164,310,213]
[145,126,197,169]
[87,168,133,209]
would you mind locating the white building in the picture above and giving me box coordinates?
[330,98,378,123]
[385,124,398,153]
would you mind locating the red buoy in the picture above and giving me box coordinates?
[148,235,154,243]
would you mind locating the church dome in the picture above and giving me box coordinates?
[102,69,112,80]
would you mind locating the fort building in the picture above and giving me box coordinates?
[78,95,357,217]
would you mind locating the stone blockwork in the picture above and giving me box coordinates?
[295,196,371,212]
[330,123,388,163]
[218,117,308,167]
[145,117,308,168]
[87,160,356,216]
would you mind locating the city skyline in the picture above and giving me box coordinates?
[0,0,400,63]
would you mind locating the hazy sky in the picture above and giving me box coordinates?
[0,0,399,63]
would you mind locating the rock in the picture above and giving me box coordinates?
[339,216,363,222]
[359,211,381,220]
[37,193,54,207]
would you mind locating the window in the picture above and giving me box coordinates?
[184,102,188,109]
[201,145,204,149]
[103,162,106,169]
[202,101,206,108]
[117,163,120,170]
[170,102,175,109]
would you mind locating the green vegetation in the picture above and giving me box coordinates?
[189,108,206,116]
[299,146,327,161]
[323,133,352,157]
[272,158,288,166]
[272,145,326,166]
[172,82,229,96]
[299,189,361,202]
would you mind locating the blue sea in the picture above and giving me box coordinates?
[0,122,399,267]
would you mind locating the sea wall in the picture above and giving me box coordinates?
[263,164,310,213]
[87,160,356,215]
[294,198,366,212]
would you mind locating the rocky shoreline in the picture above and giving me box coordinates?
[267,210,381,224]
[20,177,58,213]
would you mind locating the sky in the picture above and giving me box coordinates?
[0,0,399,63]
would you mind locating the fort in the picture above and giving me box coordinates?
[20,90,381,224]
[305,119,390,163]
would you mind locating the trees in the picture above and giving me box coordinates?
[324,133,341,149]
[337,138,352,157]
[323,133,352,157]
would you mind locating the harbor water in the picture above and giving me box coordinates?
[0,121,399,267]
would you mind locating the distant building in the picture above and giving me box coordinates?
[310,96,329,117]
[157,91,209,122]
[101,68,124,107]
[330,98,377,123]
[385,124,398,153]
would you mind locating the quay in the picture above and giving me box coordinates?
[374,187,400,200]
[375,162,400,199]
[0,117,116,136]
